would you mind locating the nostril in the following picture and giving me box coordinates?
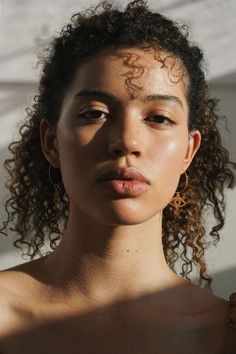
[108,140,142,157]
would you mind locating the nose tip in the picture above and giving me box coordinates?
[108,141,142,158]
[107,116,144,158]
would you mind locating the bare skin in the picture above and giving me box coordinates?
[0,265,230,354]
[0,48,232,353]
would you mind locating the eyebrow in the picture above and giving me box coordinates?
[74,89,184,109]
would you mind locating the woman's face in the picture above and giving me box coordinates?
[44,48,200,225]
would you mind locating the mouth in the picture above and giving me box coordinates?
[97,167,150,196]
[101,179,149,196]
[98,167,150,184]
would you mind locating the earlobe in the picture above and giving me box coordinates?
[40,119,60,167]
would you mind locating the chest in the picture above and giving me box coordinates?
[1,306,226,354]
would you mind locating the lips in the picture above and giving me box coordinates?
[97,167,150,184]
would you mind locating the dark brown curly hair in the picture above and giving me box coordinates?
[1,0,235,288]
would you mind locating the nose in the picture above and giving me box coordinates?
[107,114,144,158]
[108,139,141,158]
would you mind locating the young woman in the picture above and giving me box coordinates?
[0,0,235,353]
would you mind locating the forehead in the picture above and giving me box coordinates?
[68,47,188,104]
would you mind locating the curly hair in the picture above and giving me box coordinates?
[1,0,235,288]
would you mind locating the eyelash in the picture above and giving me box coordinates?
[78,110,109,121]
[147,115,173,125]
[77,109,174,126]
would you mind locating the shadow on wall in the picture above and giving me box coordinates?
[213,266,236,300]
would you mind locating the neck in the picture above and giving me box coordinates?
[42,207,184,308]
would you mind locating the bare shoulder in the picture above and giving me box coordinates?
[0,261,38,298]
[0,261,44,338]
[162,277,229,326]
[184,280,229,314]
[0,272,25,338]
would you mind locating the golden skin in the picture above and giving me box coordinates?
[55,49,193,227]
[0,48,231,354]
[38,47,201,309]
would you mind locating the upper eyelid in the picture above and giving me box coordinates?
[79,109,172,118]
[151,114,173,119]
[78,110,175,127]
[77,109,109,120]
[77,108,109,115]
[77,102,108,110]
[145,112,175,122]
[77,106,176,120]
[80,108,109,113]
[146,115,175,124]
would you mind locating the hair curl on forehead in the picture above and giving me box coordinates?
[106,46,187,99]
[119,50,147,98]
[1,0,235,288]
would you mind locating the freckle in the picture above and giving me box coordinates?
[126,249,130,253]
[136,250,138,252]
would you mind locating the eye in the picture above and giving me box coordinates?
[77,109,109,121]
[145,114,175,126]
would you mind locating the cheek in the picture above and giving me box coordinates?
[150,136,187,172]
[149,137,188,205]
[57,123,96,164]
[56,130,90,190]
[56,124,107,201]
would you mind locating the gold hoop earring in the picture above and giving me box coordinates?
[169,172,189,218]
[48,165,61,208]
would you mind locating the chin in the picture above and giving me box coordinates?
[85,199,160,226]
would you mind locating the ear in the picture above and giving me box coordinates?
[182,129,201,171]
[40,119,60,168]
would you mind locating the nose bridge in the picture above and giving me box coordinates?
[107,107,144,156]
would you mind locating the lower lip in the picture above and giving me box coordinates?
[100,180,149,196]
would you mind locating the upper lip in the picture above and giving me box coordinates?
[97,167,150,184]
